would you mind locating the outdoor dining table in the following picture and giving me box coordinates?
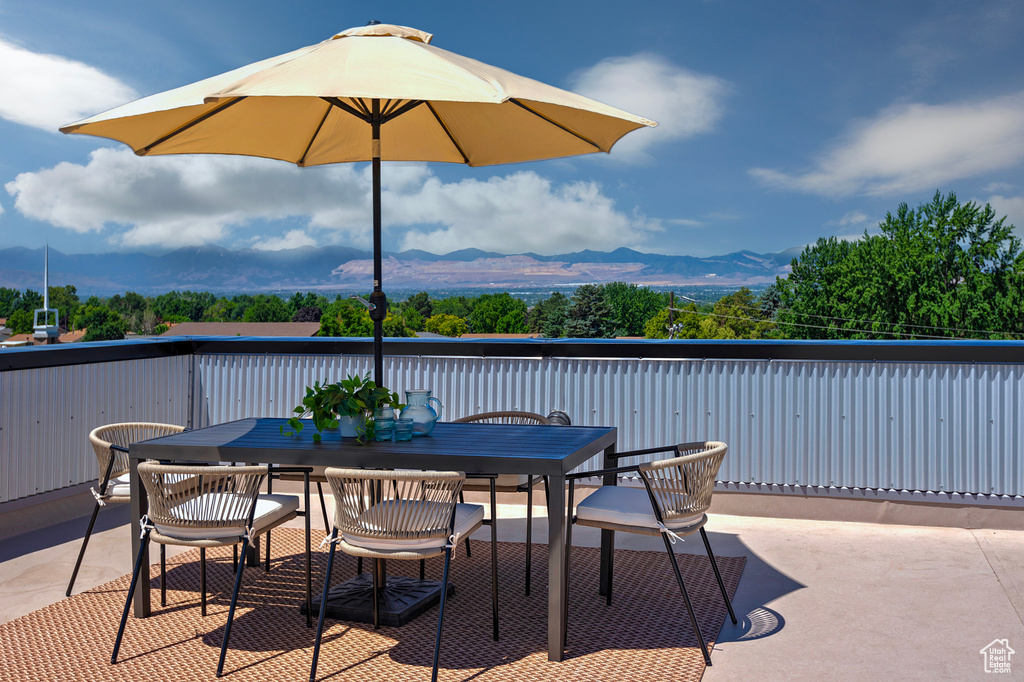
[128,417,617,662]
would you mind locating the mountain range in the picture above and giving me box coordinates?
[0,245,802,296]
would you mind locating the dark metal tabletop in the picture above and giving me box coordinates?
[131,418,617,477]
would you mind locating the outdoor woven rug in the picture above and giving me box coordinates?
[0,528,744,681]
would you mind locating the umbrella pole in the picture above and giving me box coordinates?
[369,99,387,386]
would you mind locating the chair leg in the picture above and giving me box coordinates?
[305,480,313,628]
[700,527,737,624]
[66,501,102,597]
[160,545,167,607]
[265,529,271,572]
[309,530,338,682]
[357,557,363,575]
[232,545,238,572]
[663,534,711,666]
[216,537,250,677]
[317,482,330,531]
[111,528,151,664]
[200,548,207,617]
[431,546,453,682]
[372,558,380,629]
[420,558,426,580]
[489,481,499,642]
[459,490,471,558]
[525,478,533,596]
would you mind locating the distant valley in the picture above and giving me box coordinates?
[0,245,801,296]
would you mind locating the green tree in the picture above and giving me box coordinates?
[425,313,468,337]
[468,293,527,333]
[78,306,126,342]
[0,287,20,317]
[432,296,471,319]
[528,291,571,338]
[383,312,415,337]
[6,309,32,334]
[17,289,43,313]
[108,291,149,333]
[776,191,1024,339]
[292,306,323,322]
[322,299,373,336]
[564,284,615,338]
[644,302,704,339]
[242,295,290,322]
[603,282,667,337]
[47,285,82,331]
[405,292,433,320]
[153,290,216,321]
[400,306,425,331]
[317,314,344,337]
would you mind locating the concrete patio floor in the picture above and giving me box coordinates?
[2,487,1022,680]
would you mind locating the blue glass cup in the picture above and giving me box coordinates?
[394,418,414,441]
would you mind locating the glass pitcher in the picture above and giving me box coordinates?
[400,389,443,437]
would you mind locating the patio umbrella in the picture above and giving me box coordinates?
[60,22,656,383]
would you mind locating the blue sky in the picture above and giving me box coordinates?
[1,0,1022,258]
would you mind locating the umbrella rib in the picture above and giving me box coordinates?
[322,97,371,123]
[425,102,470,165]
[140,97,246,155]
[381,100,424,124]
[510,99,603,152]
[297,102,334,167]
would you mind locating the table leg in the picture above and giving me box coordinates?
[547,472,566,662]
[129,456,150,618]
[599,443,617,598]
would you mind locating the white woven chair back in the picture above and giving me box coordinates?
[325,468,464,543]
[453,411,551,425]
[138,462,266,534]
[89,422,185,485]
[638,441,728,523]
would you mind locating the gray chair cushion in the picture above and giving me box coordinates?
[343,502,484,551]
[575,486,703,531]
[154,493,299,539]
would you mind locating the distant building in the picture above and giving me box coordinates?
[160,322,322,337]
[458,333,541,339]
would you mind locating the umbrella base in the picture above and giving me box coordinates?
[301,572,454,627]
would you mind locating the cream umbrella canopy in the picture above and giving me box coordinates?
[61,22,656,382]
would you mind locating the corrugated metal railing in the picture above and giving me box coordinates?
[2,338,1022,504]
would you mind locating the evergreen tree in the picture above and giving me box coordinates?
[564,284,615,338]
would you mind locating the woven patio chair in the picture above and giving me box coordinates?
[66,422,186,598]
[112,462,312,678]
[563,441,737,666]
[310,468,498,682]
[453,410,553,595]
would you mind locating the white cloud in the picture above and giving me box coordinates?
[569,53,729,162]
[985,194,1024,232]
[251,229,318,251]
[5,148,368,248]
[984,182,1015,193]
[6,148,661,253]
[667,218,705,227]
[837,210,870,226]
[0,39,137,132]
[750,92,1024,197]
[392,172,660,253]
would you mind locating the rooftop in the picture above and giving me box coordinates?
[2,485,1021,681]
[161,321,322,337]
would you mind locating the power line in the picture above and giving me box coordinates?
[675,296,1022,339]
[669,307,970,340]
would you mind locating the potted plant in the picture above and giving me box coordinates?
[281,373,402,444]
